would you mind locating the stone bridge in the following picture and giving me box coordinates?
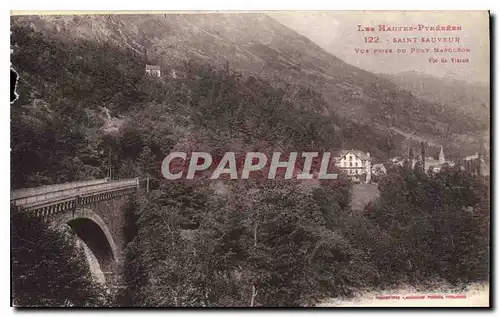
[11,178,144,288]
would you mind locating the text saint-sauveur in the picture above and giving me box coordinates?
[392,37,461,44]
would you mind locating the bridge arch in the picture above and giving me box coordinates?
[50,208,119,285]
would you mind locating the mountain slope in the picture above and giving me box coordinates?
[11,14,486,158]
[11,21,406,188]
[383,71,490,156]
[383,71,489,124]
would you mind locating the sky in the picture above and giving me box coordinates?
[270,11,490,84]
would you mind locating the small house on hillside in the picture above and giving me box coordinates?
[390,156,406,166]
[464,152,480,161]
[145,64,161,77]
[457,153,489,176]
[371,163,387,176]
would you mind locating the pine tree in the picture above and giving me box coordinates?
[136,146,158,179]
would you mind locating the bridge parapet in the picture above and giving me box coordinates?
[11,179,108,200]
[11,178,140,208]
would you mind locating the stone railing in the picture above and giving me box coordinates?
[11,178,140,207]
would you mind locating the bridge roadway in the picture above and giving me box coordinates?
[11,178,141,217]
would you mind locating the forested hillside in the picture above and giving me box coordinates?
[384,71,489,123]
[383,71,490,157]
[11,24,401,189]
[12,14,486,160]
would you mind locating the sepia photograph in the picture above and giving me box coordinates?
[9,10,490,308]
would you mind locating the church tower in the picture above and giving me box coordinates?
[439,146,445,164]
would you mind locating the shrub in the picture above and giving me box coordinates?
[11,207,109,307]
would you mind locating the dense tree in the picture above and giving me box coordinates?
[120,179,376,307]
[365,167,490,285]
[11,207,109,307]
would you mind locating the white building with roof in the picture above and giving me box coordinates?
[334,150,371,183]
[145,64,161,77]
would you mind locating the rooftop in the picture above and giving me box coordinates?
[145,64,161,70]
[338,149,370,161]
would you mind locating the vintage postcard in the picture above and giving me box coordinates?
[10,11,490,307]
